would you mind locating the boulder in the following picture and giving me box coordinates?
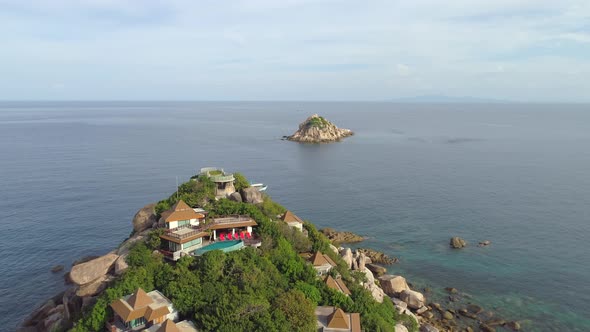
[51,265,64,273]
[357,248,398,265]
[117,234,146,256]
[365,282,384,303]
[466,303,483,314]
[420,324,440,332]
[240,187,264,204]
[478,240,491,247]
[357,252,366,271]
[445,287,458,294]
[329,244,339,255]
[394,323,409,332]
[76,275,109,297]
[22,299,55,327]
[229,192,243,202]
[69,253,118,285]
[321,228,365,244]
[132,203,157,233]
[443,311,454,320]
[367,263,387,276]
[391,297,407,310]
[459,308,478,319]
[480,324,496,332]
[506,321,521,331]
[378,275,410,296]
[416,306,429,315]
[360,267,375,285]
[114,254,129,275]
[399,289,425,310]
[450,237,467,249]
[340,247,353,269]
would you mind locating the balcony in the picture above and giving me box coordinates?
[162,226,207,241]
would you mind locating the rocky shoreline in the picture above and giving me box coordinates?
[19,204,521,332]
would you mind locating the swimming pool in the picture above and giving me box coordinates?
[192,240,244,256]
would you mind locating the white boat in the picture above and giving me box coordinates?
[251,183,268,192]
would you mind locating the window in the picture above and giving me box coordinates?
[182,238,202,249]
[178,220,190,228]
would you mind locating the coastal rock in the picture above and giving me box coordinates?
[76,275,109,297]
[394,323,409,332]
[51,265,64,273]
[340,247,353,269]
[69,253,118,285]
[117,233,146,256]
[114,254,129,275]
[329,244,339,255]
[365,282,385,303]
[229,192,243,202]
[480,323,496,332]
[357,252,367,271]
[450,237,467,249]
[445,287,458,294]
[240,187,263,204]
[287,114,353,143]
[358,248,398,264]
[378,275,410,296]
[443,311,454,320]
[132,203,157,233]
[420,324,440,332]
[367,263,387,276]
[416,306,429,315]
[459,308,478,319]
[466,304,483,314]
[321,228,364,244]
[478,240,491,247]
[360,267,375,285]
[22,299,56,327]
[506,321,521,330]
[399,289,426,310]
[392,297,407,310]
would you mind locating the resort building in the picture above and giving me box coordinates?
[209,215,257,241]
[107,288,178,332]
[199,167,236,198]
[144,319,199,332]
[310,252,337,275]
[315,306,361,332]
[324,275,351,296]
[159,200,208,260]
[281,210,304,232]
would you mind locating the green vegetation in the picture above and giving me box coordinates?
[208,170,223,176]
[72,173,416,332]
[233,172,250,191]
[154,177,216,217]
[306,116,330,128]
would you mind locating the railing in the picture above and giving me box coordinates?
[212,215,254,224]
[209,174,235,182]
[164,226,206,240]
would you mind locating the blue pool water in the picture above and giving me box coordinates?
[193,240,244,255]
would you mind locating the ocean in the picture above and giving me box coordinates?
[0,101,589,331]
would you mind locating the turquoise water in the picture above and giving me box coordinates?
[193,240,244,255]
[0,101,589,331]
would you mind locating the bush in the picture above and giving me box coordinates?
[233,172,250,191]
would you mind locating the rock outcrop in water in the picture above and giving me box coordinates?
[286,114,353,143]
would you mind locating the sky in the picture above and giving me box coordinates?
[1,0,589,102]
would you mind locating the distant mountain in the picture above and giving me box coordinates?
[388,95,513,103]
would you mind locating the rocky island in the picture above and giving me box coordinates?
[18,168,522,332]
[286,114,353,143]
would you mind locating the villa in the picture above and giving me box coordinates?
[144,319,199,332]
[107,288,178,332]
[281,210,304,232]
[309,252,337,275]
[324,275,351,296]
[315,306,361,332]
[158,200,261,260]
[159,200,208,260]
[199,167,236,198]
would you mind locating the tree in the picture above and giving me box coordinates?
[273,290,316,332]
[233,172,250,191]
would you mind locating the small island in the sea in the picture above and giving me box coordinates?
[286,114,354,143]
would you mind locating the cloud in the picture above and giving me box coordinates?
[0,0,589,101]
